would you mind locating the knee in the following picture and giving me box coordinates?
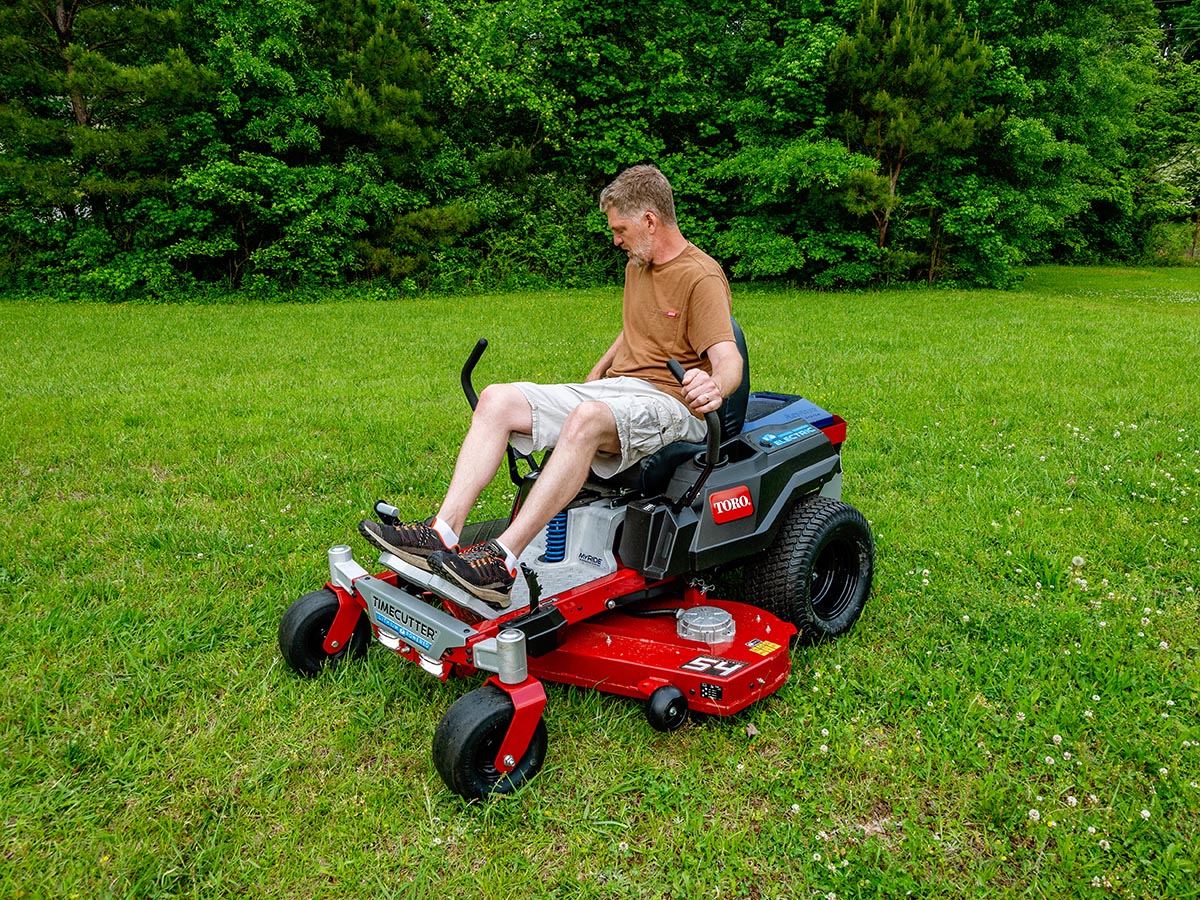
[475,383,530,431]
[477,383,518,410]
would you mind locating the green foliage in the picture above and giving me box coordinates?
[0,0,216,296]
[311,0,438,168]
[1,0,1197,296]
[966,0,1164,265]
[831,0,996,183]
[715,138,883,285]
[1155,0,1200,61]
[1138,55,1200,261]
[174,0,359,286]
[828,0,1006,282]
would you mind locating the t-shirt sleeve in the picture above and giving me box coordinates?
[686,273,734,356]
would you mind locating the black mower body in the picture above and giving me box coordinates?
[619,391,845,579]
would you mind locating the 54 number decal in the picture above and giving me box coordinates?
[679,656,746,679]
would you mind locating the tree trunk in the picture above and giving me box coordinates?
[39,1,89,125]
[928,229,941,282]
[877,149,905,250]
[1191,208,1199,259]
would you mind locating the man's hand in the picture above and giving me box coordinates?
[680,367,723,416]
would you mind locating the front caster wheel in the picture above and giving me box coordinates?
[278,588,371,677]
[433,685,548,800]
[646,685,689,732]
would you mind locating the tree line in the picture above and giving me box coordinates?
[1,0,1197,299]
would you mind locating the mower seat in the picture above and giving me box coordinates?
[593,318,750,498]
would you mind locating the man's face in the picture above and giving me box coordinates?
[606,208,654,267]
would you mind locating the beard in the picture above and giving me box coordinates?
[626,234,654,268]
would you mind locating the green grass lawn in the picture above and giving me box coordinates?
[2,266,1197,899]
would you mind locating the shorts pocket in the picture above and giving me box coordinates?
[624,395,690,458]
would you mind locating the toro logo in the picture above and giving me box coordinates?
[709,485,754,524]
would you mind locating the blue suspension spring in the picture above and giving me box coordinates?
[541,511,568,563]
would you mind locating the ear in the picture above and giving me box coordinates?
[643,210,658,232]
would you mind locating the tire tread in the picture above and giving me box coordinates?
[741,495,873,642]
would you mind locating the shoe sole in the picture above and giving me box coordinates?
[429,558,512,608]
[358,522,434,572]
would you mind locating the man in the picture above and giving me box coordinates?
[359,164,742,605]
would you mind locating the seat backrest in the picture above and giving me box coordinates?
[718,318,751,439]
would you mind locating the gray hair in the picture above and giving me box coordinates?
[599,164,678,227]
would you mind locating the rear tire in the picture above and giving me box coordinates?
[742,496,873,644]
[278,588,371,677]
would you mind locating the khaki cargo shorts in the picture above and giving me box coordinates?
[509,377,707,478]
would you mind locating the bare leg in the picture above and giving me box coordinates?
[498,400,620,556]
[436,384,532,535]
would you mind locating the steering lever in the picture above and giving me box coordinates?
[667,359,723,510]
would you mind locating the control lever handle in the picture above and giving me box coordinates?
[667,359,723,510]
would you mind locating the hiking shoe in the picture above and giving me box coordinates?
[358,516,456,571]
[428,540,515,607]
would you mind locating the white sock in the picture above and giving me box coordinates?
[495,539,520,575]
[430,516,459,549]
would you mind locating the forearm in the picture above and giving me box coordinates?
[708,349,742,399]
[678,339,741,416]
[704,339,742,399]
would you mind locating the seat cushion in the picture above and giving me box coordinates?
[597,440,703,495]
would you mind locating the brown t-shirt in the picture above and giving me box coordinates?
[604,244,734,411]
